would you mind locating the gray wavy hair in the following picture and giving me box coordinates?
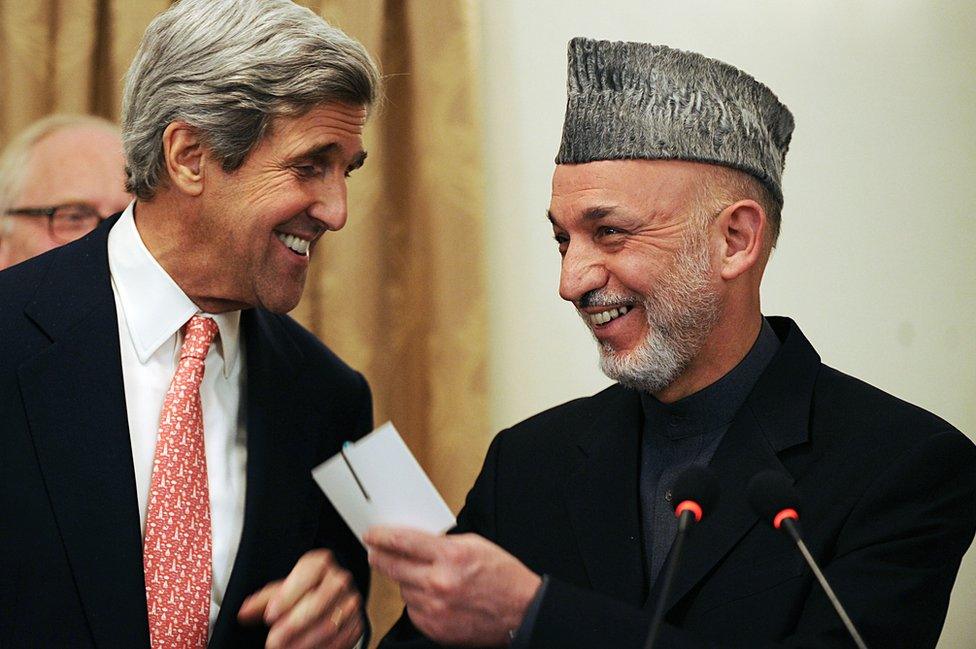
[121,0,381,200]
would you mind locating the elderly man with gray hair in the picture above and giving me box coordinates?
[0,1,380,648]
[0,114,130,270]
[369,39,976,649]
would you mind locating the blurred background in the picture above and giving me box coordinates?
[2,1,972,645]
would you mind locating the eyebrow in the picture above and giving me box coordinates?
[546,204,619,226]
[349,150,368,171]
[289,143,368,170]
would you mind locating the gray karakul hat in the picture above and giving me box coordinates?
[556,37,795,205]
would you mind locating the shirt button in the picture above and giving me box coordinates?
[665,490,672,502]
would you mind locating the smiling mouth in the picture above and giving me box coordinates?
[587,305,631,326]
[275,232,311,256]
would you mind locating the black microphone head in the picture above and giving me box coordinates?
[671,466,720,517]
[747,470,801,523]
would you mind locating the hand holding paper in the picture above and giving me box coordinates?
[364,527,542,647]
[313,422,540,646]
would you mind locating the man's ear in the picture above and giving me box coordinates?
[161,122,206,197]
[716,199,765,281]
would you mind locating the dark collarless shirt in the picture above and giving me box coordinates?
[514,318,781,645]
[640,317,780,587]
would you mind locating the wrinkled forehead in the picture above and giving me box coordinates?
[549,158,707,217]
[261,102,369,157]
[17,127,127,209]
[265,102,369,137]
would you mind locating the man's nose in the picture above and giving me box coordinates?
[558,244,608,303]
[308,175,349,232]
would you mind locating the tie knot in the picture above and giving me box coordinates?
[180,315,219,361]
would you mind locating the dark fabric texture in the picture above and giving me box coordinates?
[0,216,373,649]
[379,317,976,649]
[640,318,780,587]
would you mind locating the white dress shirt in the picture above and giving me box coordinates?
[108,203,247,631]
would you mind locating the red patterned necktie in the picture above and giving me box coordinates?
[143,315,219,649]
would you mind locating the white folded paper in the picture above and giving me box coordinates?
[312,421,456,546]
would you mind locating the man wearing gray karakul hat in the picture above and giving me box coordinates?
[371,39,976,649]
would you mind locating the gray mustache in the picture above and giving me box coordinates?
[579,290,638,309]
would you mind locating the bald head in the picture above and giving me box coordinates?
[0,116,130,270]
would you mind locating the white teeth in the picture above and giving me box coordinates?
[588,305,630,326]
[275,232,310,256]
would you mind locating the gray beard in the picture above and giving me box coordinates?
[591,229,721,394]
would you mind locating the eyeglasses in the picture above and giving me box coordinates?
[4,203,106,243]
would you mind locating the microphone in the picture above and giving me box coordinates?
[746,471,869,649]
[644,466,719,649]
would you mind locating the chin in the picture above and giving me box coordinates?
[264,296,302,314]
[252,272,308,313]
[257,288,304,314]
[597,337,685,395]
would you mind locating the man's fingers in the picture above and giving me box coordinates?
[297,593,364,649]
[364,526,441,563]
[368,546,436,587]
[271,568,353,645]
[266,549,335,623]
[237,580,282,624]
[267,591,363,649]
[328,594,366,649]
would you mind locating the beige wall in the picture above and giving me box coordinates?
[479,1,976,646]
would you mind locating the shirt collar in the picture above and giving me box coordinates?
[107,201,240,377]
[640,317,781,439]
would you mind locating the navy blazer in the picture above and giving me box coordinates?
[380,317,976,648]
[0,217,373,648]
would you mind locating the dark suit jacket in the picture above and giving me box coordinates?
[381,317,976,648]
[0,217,373,648]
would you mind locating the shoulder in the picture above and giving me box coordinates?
[0,224,112,343]
[0,251,57,317]
[493,383,633,454]
[248,309,370,399]
[813,363,967,450]
[802,363,975,502]
[0,252,62,360]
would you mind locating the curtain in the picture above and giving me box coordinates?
[0,0,490,643]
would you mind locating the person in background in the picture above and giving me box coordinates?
[0,114,130,270]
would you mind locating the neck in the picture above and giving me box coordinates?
[654,307,763,404]
[134,196,245,314]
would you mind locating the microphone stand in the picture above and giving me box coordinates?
[643,509,693,649]
[779,518,868,649]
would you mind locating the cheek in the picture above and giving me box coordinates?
[608,249,671,295]
[17,221,56,247]
[241,172,307,214]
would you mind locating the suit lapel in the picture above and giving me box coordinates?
[648,317,821,612]
[563,386,647,606]
[17,220,151,648]
[210,309,319,646]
